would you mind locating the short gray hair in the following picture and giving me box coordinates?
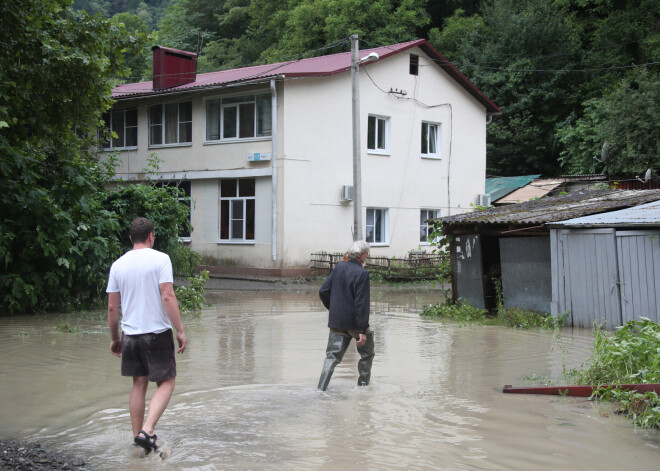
[347,240,370,260]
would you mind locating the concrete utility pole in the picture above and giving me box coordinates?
[351,34,363,241]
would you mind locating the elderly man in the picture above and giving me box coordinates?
[317,240,375,391]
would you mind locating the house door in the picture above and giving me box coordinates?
[616,231,660,323]
[557,229,622,328]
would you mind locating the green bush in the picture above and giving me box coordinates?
[175,270,209,312]
[573,318,660,385]
[421,300,487,323]
[571,318,660,429]
[102,181,199,277]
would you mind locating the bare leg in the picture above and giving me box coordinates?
[142,377,176,436]
[130,376,149,438]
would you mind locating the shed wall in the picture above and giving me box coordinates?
[500,237,551,313]
[454,234,485,309]
[616,231,660,323]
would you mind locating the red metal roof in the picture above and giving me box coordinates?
[112,39,501,114]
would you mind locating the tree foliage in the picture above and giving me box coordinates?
[0,0,197,314]
[0,0,135,313]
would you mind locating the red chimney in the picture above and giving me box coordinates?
[152,46,197,90]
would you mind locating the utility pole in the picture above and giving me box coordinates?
[351,34,363,241]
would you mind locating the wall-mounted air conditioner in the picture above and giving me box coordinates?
[476,193,491,207]
[341,185,354,201]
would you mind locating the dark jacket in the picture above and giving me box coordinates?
[319,259,370,332]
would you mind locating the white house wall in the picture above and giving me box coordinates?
[278,46,488,264]
[107,47,489,269]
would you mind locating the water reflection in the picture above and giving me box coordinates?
[0,291,658,470]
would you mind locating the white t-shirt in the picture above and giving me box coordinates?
[106,248,174,335]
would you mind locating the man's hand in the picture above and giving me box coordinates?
[176,331,188,353]
[356,333,367,347]
[110,339,122,357]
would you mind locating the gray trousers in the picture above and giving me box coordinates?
[317,330,375,391]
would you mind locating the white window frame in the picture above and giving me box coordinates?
[149,101,192,147]
[367,114,390,155]
[421,122,441,159]
[365,208,389,245]
[101,108,137,150]
[420,209,440,244]
[219,179,256,244]
[204,92,272,143]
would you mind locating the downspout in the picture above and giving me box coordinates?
[270,78,278,262]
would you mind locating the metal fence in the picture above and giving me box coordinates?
[310,251,446,281]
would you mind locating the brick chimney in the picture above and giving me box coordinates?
[152,46,197,90]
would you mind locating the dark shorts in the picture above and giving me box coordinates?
[121,329,176,382]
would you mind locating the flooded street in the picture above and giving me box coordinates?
[0,289,658,470]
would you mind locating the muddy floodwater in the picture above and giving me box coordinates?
[1,289,658,470]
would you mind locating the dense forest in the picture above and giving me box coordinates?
[74,0,660,178]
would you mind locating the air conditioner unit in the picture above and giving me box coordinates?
[341,185,354,201]
[476,193,491,207]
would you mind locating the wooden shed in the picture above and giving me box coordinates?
[435,189,660,328]
[548,200,660,328]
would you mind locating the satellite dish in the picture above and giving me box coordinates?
[594,141,609,163]
[636,168,652,183]
[601,141,609,162]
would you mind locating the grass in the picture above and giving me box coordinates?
[420,298,564,329]
[568,318,660,429]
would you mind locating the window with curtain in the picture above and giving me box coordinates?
[100,108,137,149]
[366,208,388,244]
[420,209,440,243]
[205,93,272,142]
[367,115,390,153]
[149,101,192,146]
[421,122,440,158]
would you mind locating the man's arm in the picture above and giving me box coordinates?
[159,282,187,353]
[107,292,122,357]
[319,270,334,309]
[354,270,370,347]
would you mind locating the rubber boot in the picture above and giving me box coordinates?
[356,331,375,386]
[318,331,351,391]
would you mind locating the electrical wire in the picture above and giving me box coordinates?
[358,38,660,73]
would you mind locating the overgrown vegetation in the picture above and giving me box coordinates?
[0,2,199,314]
[420,298,564,329]
[569,319,660,429]
[174,270,209,312]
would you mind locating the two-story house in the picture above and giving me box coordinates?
[105,39,500,274]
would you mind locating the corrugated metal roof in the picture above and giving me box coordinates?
[485,175,540,201]
[496,179,564,204]
[437,190,660,226]
[111,40,501,114]
[548,199,660,227]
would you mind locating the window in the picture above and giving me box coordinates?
[421,122,440,158]
[101,108,137,149]
[366,208,388,244]
[410,54,419,75]
[206,93,272,142]
[367,115,390,153]
[149,101,192,146]
[156,181,192,240]
[420,209,440,243]
[220,179,255,242]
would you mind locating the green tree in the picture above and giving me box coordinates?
[0,0,137,313]
[432,1,582,176]
[111,12,150,81]
[558,69,660,175]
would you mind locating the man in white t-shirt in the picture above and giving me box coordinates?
[107,217,187,453]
